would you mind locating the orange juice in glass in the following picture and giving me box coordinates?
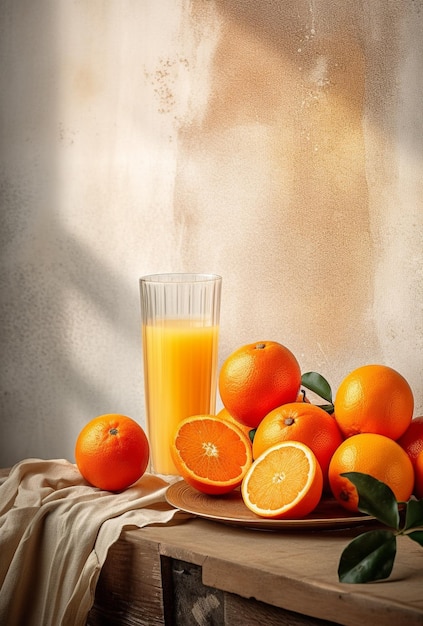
[140,274,221,476]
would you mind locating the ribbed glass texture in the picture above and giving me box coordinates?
[139,273,222,476]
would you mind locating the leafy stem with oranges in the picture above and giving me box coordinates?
[337,472,423,583]
[300,371,334,414]
[302,372,423,584]
[248,371,334,443]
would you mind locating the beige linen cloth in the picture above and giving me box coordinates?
[0,458,187,626]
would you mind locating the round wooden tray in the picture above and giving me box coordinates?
[166,479,375,531]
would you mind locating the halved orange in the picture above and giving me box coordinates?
[171,415,253,495]
[241,441,323,519]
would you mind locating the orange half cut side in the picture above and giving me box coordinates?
[171,415,253,495]
[241,441,323,519]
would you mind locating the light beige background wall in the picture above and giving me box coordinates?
[1,0,422,466]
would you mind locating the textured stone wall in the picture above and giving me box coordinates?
[1,0,422,465]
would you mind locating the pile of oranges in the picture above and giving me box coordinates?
[171,340,421,519]
[73,339,422,521]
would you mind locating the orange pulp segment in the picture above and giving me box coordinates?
[171,415,253,495]
[241,441,323,519]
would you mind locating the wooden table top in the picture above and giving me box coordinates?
[127,515,423,626]
[2,465,422,625]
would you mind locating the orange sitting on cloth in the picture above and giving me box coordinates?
[0,458,186,626]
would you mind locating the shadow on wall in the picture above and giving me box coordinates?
[0,3,148,466]
[0,208,142,466]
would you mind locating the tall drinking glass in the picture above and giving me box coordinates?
[140,273,221,476]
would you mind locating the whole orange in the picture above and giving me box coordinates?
[397,416,423,467]
[333,364,413,440]
[215,407,254,441]
[328,433,414,512]
[75,414,150,491]
[252,402,343,490]
[218,341,301,428]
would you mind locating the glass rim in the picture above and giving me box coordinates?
[139,273,221,284]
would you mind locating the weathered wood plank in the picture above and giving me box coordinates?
[171,559,224,625]
[87,534,166,626]
[127,520,423,626]
[224,592,338,626]
[168,558,338,626]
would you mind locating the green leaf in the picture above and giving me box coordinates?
[248,428,256,444]
[316,404,335,415]
[404,498,423,531]
[407,531,423,547]
[341,472,400,529]
[301,372,332,403]
[338,530,396,583]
